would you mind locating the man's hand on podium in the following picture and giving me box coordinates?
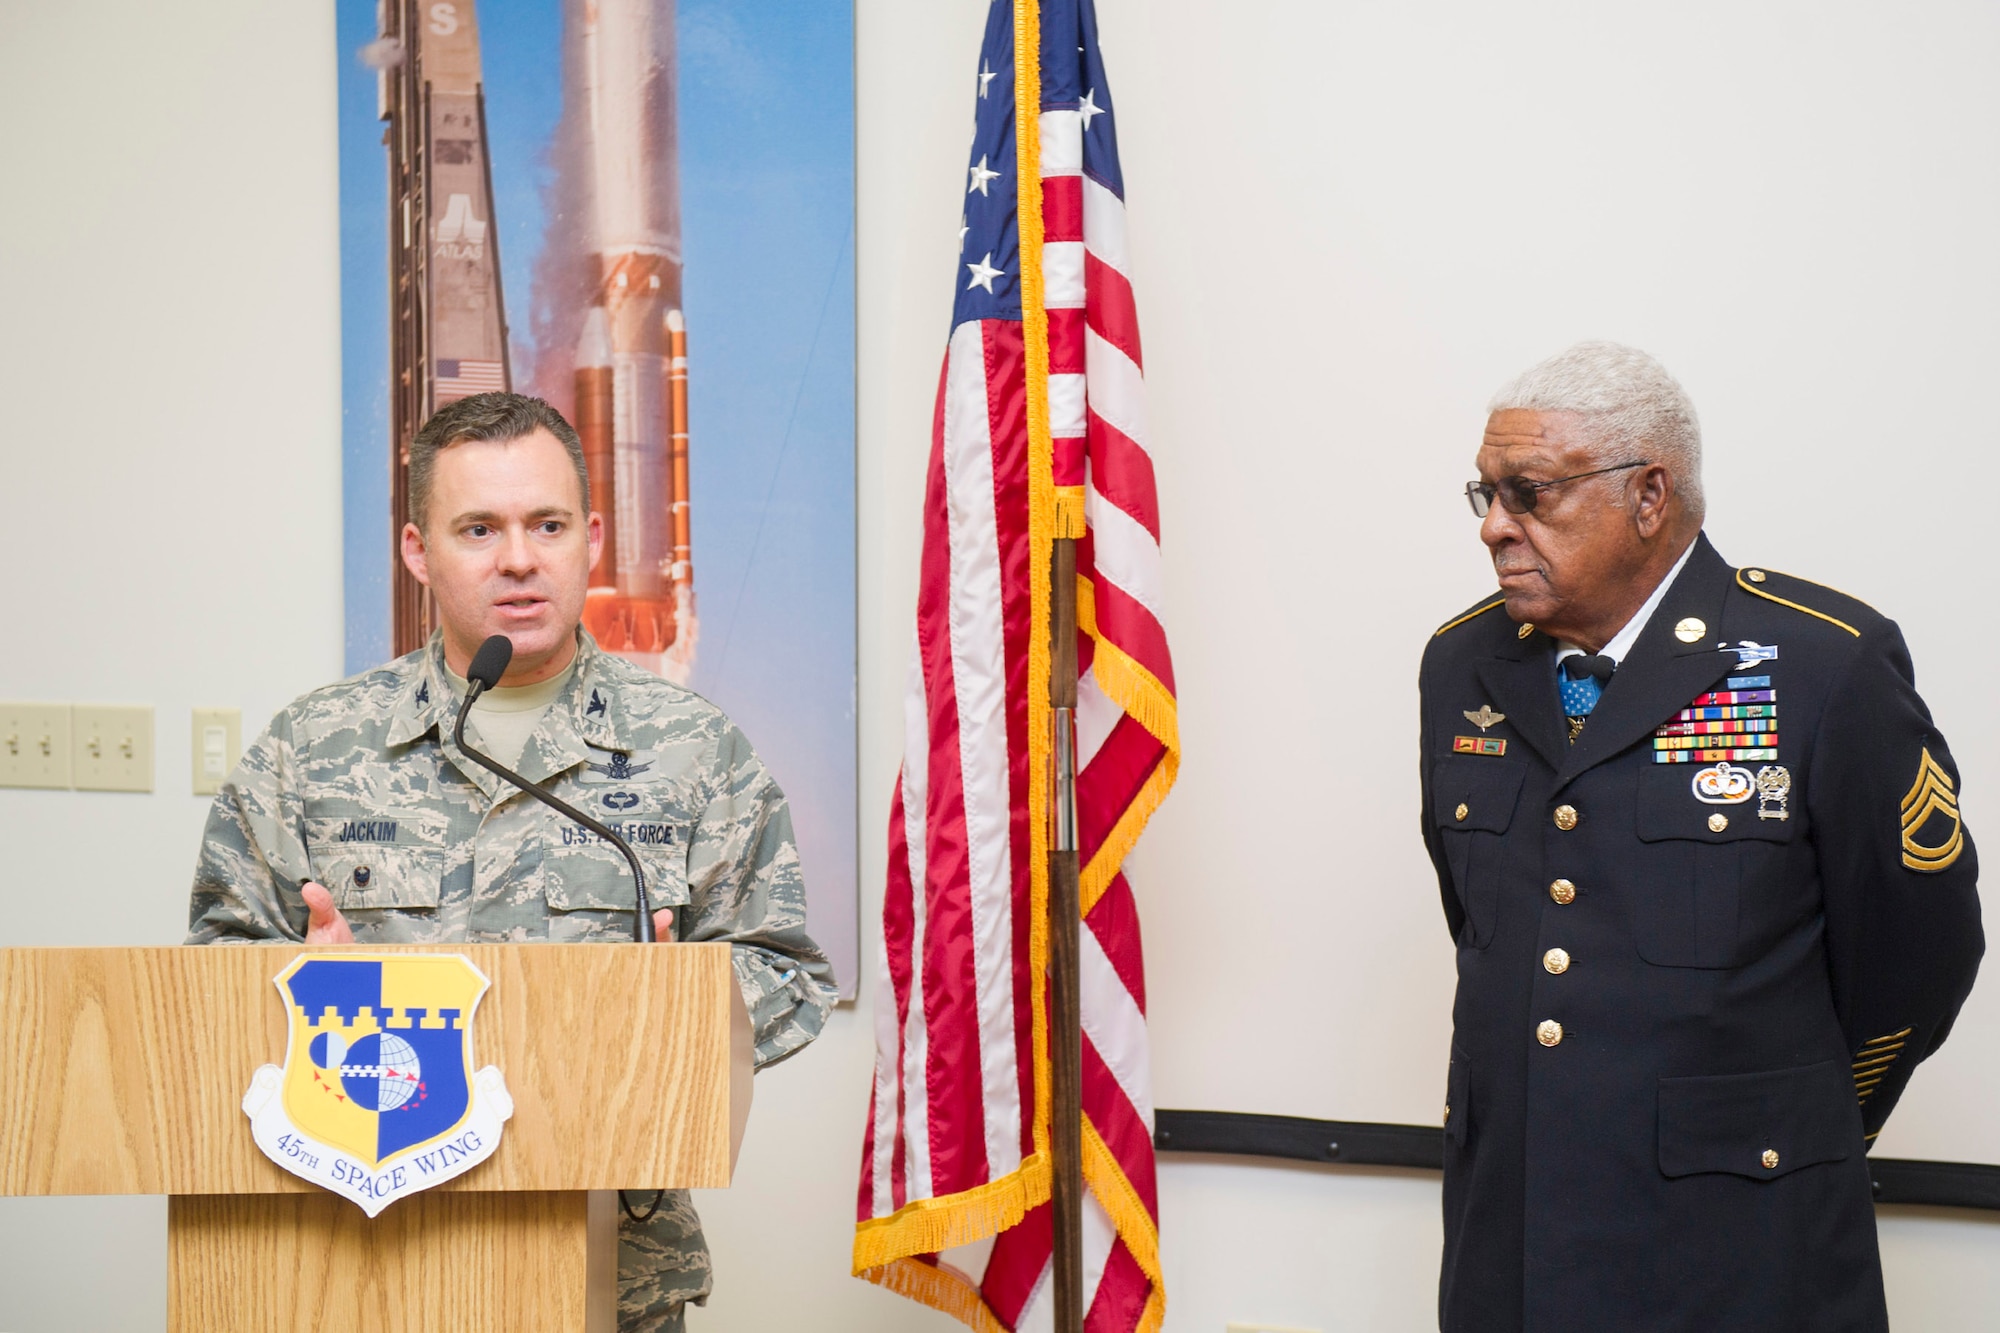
[652,907,673,942]
[301,882,355,945]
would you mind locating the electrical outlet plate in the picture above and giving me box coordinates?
[191,707,242,796]
[0,702,72,789]
[72,704,154,793]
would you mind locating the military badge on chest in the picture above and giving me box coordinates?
[1452,705,1509,757]
[1659,663,1791,822]
[1687,761,1791,820]
[1754,764,1792,821]
[576,745,659,785]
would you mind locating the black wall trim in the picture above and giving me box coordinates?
[1866,1157,2000,1211]
[1155,1109,1444,1170]
[1154,1109,2000,1213]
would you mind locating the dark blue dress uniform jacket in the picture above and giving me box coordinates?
[1418,535,1982,1332]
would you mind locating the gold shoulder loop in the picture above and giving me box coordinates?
[1433,598,1507,638]
[1734,569,1860,637]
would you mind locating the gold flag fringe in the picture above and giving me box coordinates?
[860,1257,1011,1333]
[1016,0,1057,1192]
[1055,484,1088,538]
[851,1153,1053,1272]
[1082,1116,1162,1283]
[1075,577,1182,914]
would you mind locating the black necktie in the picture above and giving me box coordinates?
[1563,654,1616,684]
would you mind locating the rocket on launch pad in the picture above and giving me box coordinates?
[376,0,697,682]
[565,0,697,682]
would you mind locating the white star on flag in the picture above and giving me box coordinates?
[1079,88,1105,129]
[979,61,997,98]
[968,154,999,195]
[965,252,1003,292]
[958,215,969,249]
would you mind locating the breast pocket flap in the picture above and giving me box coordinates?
[317,844,443,911]
[545,840,690,914]
[1658,1059,1859,1181]
[1432,759,1528,833]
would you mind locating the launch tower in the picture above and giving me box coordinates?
[377,0,512,655]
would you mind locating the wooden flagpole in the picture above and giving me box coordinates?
[1049,536,1084,1333]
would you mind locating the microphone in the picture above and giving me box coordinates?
[453,634,656,943]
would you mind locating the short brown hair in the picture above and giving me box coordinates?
[408,393,591,532]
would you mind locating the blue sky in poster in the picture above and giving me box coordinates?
[336,0,858,982]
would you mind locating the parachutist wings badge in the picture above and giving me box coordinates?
[242,953,513,1216]
[1463,705,1506,732]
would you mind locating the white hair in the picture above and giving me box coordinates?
[1488,341,1704,514]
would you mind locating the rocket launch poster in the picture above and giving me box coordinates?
[336,0,859,993]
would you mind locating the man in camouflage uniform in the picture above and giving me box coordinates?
[187,393,835,1332]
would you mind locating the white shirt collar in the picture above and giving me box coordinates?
[1555,537,1699,667]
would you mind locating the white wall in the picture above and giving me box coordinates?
[0,1,344,1328]
[3,2,1997,1332]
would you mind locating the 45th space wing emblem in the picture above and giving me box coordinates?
[241,954,513,1216]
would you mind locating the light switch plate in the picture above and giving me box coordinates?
[72,704,154,792]
[0,702,72,789]
[191,707,242,795]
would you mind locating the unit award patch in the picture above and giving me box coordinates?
[242,953,513,1216]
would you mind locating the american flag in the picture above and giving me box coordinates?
[433,358,506,403]
[854,2,1177,1329]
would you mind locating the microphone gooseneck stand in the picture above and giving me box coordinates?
[454,635,668,1222]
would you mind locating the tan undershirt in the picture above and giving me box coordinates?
[445,658,575,770]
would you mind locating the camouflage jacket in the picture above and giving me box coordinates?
[187,631,835,1320]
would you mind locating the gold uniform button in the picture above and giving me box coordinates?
[1544,948,1571,975]
[1443,1103,1452,1124]
[1517,623,1535,640]
[1553,804,1579,831]
[1674,617,1708,643]
[1708,813,1729,833]
[1549,878,1576,904]
[1761,1148,1780,1170]
[1536,1019,1564,1047]
[1747,569,1768,584]
[1455,802,1470,822]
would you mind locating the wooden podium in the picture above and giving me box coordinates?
[0,943,752,1331]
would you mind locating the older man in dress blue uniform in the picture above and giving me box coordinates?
[1419,342,1982,1331]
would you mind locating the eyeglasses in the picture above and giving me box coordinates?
[1464,460,1652,517]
